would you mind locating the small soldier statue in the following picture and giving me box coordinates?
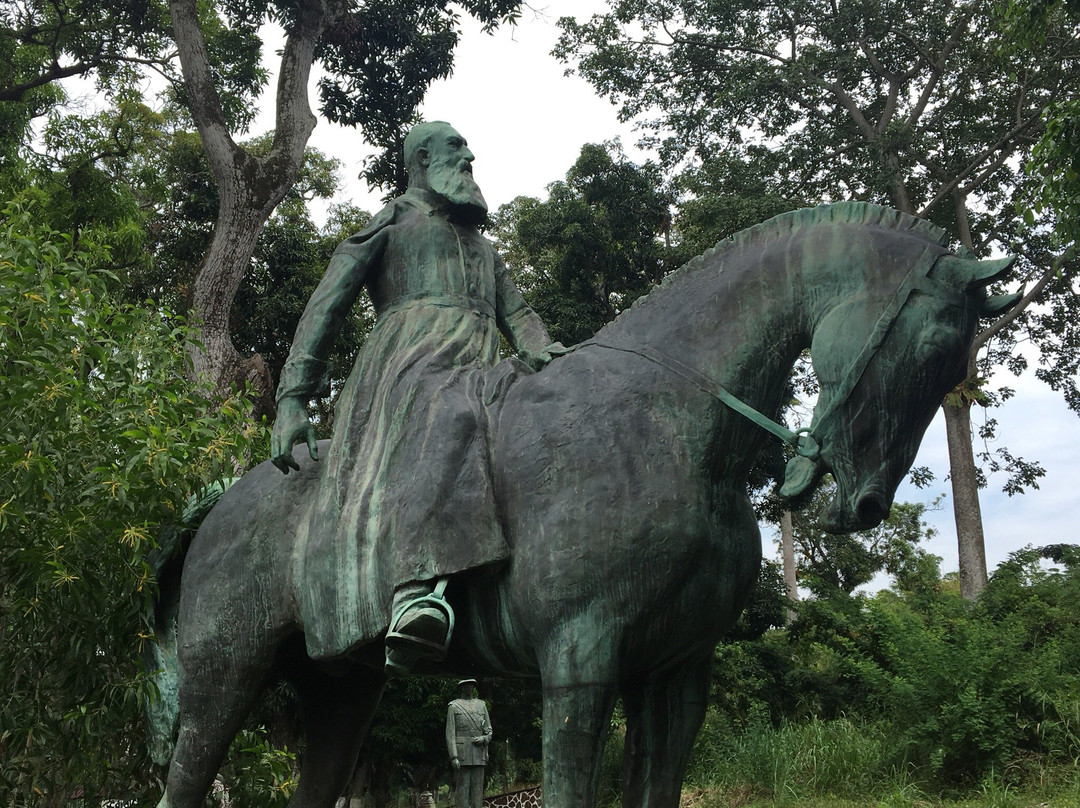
[445,678,492,808]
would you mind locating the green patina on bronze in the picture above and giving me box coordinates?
[270,122,558,659]
[149,126,1017,808]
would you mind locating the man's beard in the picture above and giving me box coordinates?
[428,159,488,227]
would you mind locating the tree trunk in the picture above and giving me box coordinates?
[780,510,798,624]
[187,175,278,412]
[169,0,342,414]
[944,399,988,599]
[947,192,988,599]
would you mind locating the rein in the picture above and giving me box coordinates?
[579,243,951,460]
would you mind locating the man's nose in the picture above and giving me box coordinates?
[463,148,475,163]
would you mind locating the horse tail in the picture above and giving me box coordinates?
[142,479,235,765]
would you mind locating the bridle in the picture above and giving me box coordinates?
[576,242,957,461]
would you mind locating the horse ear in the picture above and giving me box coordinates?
[982,291,1023,317]
[936,255,1016,289]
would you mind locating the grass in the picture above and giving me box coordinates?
[644,714,1080,808]
[678,790,1080,808]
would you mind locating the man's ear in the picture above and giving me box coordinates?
[417,147,430,167]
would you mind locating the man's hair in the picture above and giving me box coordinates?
[404,121,453,185]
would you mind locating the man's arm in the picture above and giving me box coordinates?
[270,229,386,473]
[493,253,563,371]
[477,703,492,746]
[446,703,460,769]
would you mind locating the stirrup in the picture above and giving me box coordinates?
[385,579,455,658]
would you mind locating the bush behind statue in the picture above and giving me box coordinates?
[684,545,1080,798]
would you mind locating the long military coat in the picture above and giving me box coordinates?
[278,187,552,659]
[446,697,492,766]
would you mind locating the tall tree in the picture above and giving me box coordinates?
[168,0,522,413]
[556,0,1080,597]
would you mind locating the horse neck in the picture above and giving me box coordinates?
[597,236,817,471]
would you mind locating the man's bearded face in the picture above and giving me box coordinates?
[426,131,488,226]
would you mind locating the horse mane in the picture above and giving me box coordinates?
[596,201,971,339]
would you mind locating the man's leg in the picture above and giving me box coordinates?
[460,766,484,808]
[454,764,467,808]
[384,578,454,676]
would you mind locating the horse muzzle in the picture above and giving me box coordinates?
[818,484,890,533]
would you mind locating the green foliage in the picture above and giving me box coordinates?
[790,492,940,597]
[727,559,789,642]
[368,678,458,764]
[688,715,904,801]
[216,727,298,808]
[556,0,1078,222]
[693,544,1080,796]
[492,143,677,344]
[1028,98,1080,249]
[0,0,172,103]
[673,149,806,257]
[0,198,263,805]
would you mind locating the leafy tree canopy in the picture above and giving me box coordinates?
[556,0,1077,229]
[492,142,676,345]
[0,196,262,805]
[0,0,171,103]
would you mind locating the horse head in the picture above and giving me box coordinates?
[785,241,1019,533]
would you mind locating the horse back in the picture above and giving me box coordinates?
[177,443,325,650]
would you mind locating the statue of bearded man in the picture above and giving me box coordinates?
[271,121,561,674]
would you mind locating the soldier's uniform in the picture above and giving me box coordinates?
[446,687,492,808]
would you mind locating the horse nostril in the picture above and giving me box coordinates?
[855,492,888,528]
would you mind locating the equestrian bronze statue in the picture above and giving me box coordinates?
[147,124,1018,808]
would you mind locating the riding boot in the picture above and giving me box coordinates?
[385,578,454,676]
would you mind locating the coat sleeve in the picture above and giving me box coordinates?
[481,703,493,746]
[275,204,395,402]
[446,703,459,761]
[493,251,553,357]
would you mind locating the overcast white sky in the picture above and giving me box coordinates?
[274,1,1080,586]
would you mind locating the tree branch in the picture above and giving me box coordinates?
[919,108,1047,217]
[268,0,340,176]
[0,61,102,101]
[168,0,238,181]
[904,5,975,128]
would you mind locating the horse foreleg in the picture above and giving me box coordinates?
[620,652,712,808]
[287,662,386,808]
[539,633,619,808]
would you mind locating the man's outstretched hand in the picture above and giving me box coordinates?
[271,396,318,474]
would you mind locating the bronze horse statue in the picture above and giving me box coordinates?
[149,203,1015,808]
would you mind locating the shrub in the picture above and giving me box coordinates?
[0,197,263,806]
